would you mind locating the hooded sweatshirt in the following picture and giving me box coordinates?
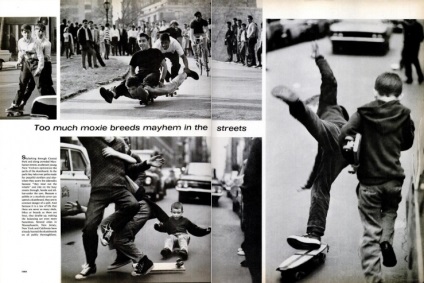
[339,99,414,185]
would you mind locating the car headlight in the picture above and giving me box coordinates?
[144,176,152,185]
[212,186,222,193]
[334,32,343,37]
[177,180,188,188]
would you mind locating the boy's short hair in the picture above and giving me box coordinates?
[21,24,32,32]
[125,76,140,88]
[374,72,402,97]
[160,33,170,42]
[139,32,150,41]
[226,21,231,25]
[105,23,110,27]
[171,202,184,211]
[82,19,88,24]
[36,23,46,32]
[242,23,247,27]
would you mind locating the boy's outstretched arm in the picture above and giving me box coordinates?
[311,42,337,106]
[154,222,167,233]
[187,220,211,237]
[102,147,137,164]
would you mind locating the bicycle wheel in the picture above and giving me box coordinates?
[199,47,203,76]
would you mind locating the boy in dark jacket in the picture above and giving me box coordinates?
[154,202,211,260]
[272,42,349,250]
[339,72,414,283]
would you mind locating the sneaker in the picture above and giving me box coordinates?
[131,255,154,276]
[287,234,321,250]
[186,69,199,80]
[107,257,132,270]
[237,249,245,256]
[178,249,188,260]
[404,79,413,84]
[271,85,299,103]
[82,67,87,71]
[160,248,172,259]
[100,87,114,104]
[100,224,113,246]
[75,263,96,280]
[94,65,99,68]
[380,241,397,267]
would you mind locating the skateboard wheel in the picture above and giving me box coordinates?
[294,271,305,280]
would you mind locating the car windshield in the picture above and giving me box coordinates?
[186,163,211,176]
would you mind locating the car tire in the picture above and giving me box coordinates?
[212,196,219,206]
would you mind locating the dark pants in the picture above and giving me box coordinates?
[257,43,262,65]
[163,52,180,80]
[288,99,347,236]
[81,44,95,68]
[114,71,160,99]
[403,44,424,81]
[128,38,137,55]
[82,186,140,266]
[226,42,233,61]
[243,203,262,283]
[247,37,257,66]
[15,60,55,106]
[111,37,118,55]
[91,42,105,67]
[104,40,110,59]
[64,42,71,58]
[240,42,247,64]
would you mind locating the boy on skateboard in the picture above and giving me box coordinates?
[339,73,414,283]
[154,202,211,260]
[271,42,349,250]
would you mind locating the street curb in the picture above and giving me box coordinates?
[60,69,128,102]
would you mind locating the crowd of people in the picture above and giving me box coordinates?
[224,15,262,68]
[60,12,212,71]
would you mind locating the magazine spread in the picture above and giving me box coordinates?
[0,0,423,283]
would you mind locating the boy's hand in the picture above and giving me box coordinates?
[64,201,86,213]
[206,226,211,233]
[271,85,299,103]
[311,41,320,59]
[148,155,164,167]
[102,147,118,158]
[154,222,164,231]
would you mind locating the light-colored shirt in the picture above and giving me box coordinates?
[99,30,105,42]
[17,37,44,73]
[247,22,258,39]
[38,37,52,62]
[90,28,99,44]
[110,28,120,40]
[153,37,184,56]
[104,27,110,41]
[128,29,138,39]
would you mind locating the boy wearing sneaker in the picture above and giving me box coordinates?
[339,73,414,283]
[154,202,211,260]
[272,42,349,250]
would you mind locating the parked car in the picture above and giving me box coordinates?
[267,19,310,51]
[176,162,213,203]
[132,149,165,201]
[60,143,91,217]
[330,20,393,54]
[211,178,224,205]
[0,50,11,70]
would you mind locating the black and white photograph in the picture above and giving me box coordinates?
[211,0,262,120]
[212,137,262,283]
[0,17,57,119]
[60,136,211,282]
[266,19,424,282]
[59,0,211,120]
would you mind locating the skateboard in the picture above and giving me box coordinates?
[277,244,329,281]
[166,91,177,97]
[342,133,362,174]
[149,258,185,274]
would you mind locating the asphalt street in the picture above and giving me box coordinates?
[266,33,424,282]
[61,188,211,282]
[212,193,250,283]
[212,60,262,120]
[60,57,211,120]
[0,61,57,119]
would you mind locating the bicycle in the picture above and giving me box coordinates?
[193,35,209,77]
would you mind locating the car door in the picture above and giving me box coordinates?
[69,148,91,208]
[60,147,79,215]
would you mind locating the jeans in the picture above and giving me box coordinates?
[82,186,140,266]
[357,181,402,283]
[81,44,95,68]
[114,71,160,99]
[103,200,152,263]
[163,52,181,80]
[247,37,257,66]
[164,233,190,252]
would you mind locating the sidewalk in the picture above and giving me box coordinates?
[60,55,130,100]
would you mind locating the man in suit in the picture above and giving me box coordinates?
[118,24,128,56]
